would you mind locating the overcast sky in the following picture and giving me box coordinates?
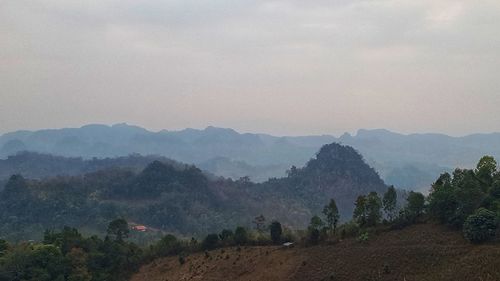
[1,0,500,136]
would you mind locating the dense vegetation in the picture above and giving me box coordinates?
[1,155,499,280]
[0,151,182,182]
[0,143,386,241]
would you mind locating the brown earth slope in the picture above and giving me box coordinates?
[131,224,500,281]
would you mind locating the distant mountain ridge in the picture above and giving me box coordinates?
[2,124,500,190]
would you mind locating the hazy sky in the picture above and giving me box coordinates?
[1,0,500,136]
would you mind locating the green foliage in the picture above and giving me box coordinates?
[353,195,368,226]
[107,219,129,242]
[405,191,425,219]
[219,229,234,242]
[353,192,383,228]
[153,234,183,256]
[0,221,143,281]
[475,156,497,188]
[463,208,498,243]
[383,186,398,221]
[309,215,325,231]
[427,162,491,228]
[308,228,320,245]
[202,234,219,250]
[0,239,7,255]
[424,156,500,242]
[337,221,360,239]
[427,173,457,224]
[0,142,388,242]
[307,216,326,244]
[233,227,248,245]
[66,248,92,281]
[269,221,283,244]
[357,232,369,243]
[366,192,382,227]
[322,199,340,234]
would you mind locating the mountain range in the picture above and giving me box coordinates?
[2,124,500,190]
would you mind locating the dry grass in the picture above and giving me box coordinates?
[130,224,500,281]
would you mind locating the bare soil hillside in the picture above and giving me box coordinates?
[131,224,500,281]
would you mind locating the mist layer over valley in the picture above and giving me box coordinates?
[2,124,500,191]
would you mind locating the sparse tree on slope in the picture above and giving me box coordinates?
[383,186,398,221]
[366,192,382,227]
[353,195,368,226]
[270,221,283,244]
[323,198,340,234]
[406,191,425,219]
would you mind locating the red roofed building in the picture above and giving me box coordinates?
[132,225,147,232]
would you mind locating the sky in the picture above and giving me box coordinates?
[1,0,500,136]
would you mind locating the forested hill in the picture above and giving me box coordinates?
[256,143,387,218]
[0,142,387,241]
[0,152,183,181]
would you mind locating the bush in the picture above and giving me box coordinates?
[357,232,369,243]
[219,229,233,242]
[154,234,182,256]
[270,221,283,244]
[233,227,248,245]
[202,234,219,250]
[463,208,498,243]
[308,228,320,245]
[338,221,360,239]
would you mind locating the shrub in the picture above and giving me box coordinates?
[270,221,283,244]
[202,234,219,250]
[178,255,186,265]
[405,191,425,219]
[219,229,234,242]
[155,234,182,256]
[308,228,320,245]
[357,232,369,243]
[338,221,360,239]
[463,208,498,243]
[233,227,248,245]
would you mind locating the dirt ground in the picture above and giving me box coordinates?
[130,224,500,281]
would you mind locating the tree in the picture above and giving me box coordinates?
[269,221,283,244]
[463,208,498,243]
[66,248,92,281]
[307,215,325,244]
[202,234,219,250]
[405,191,425,219]
[475,156,497,188]
[308,228,320,245]
[219,229,234,242]
[383,186,397,221]
[107,219,129,242]
[0,239,7,256]
[233,227,248,245]
[155,234,182,256]
[309,215,325,231]
[366,192,382,226]
[29,244,66,281]
[322,199,340,234]
[353,195,368,226]
[428,173,457,224]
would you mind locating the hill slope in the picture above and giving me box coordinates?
[130,224,500,281]
[0,143,385,241]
